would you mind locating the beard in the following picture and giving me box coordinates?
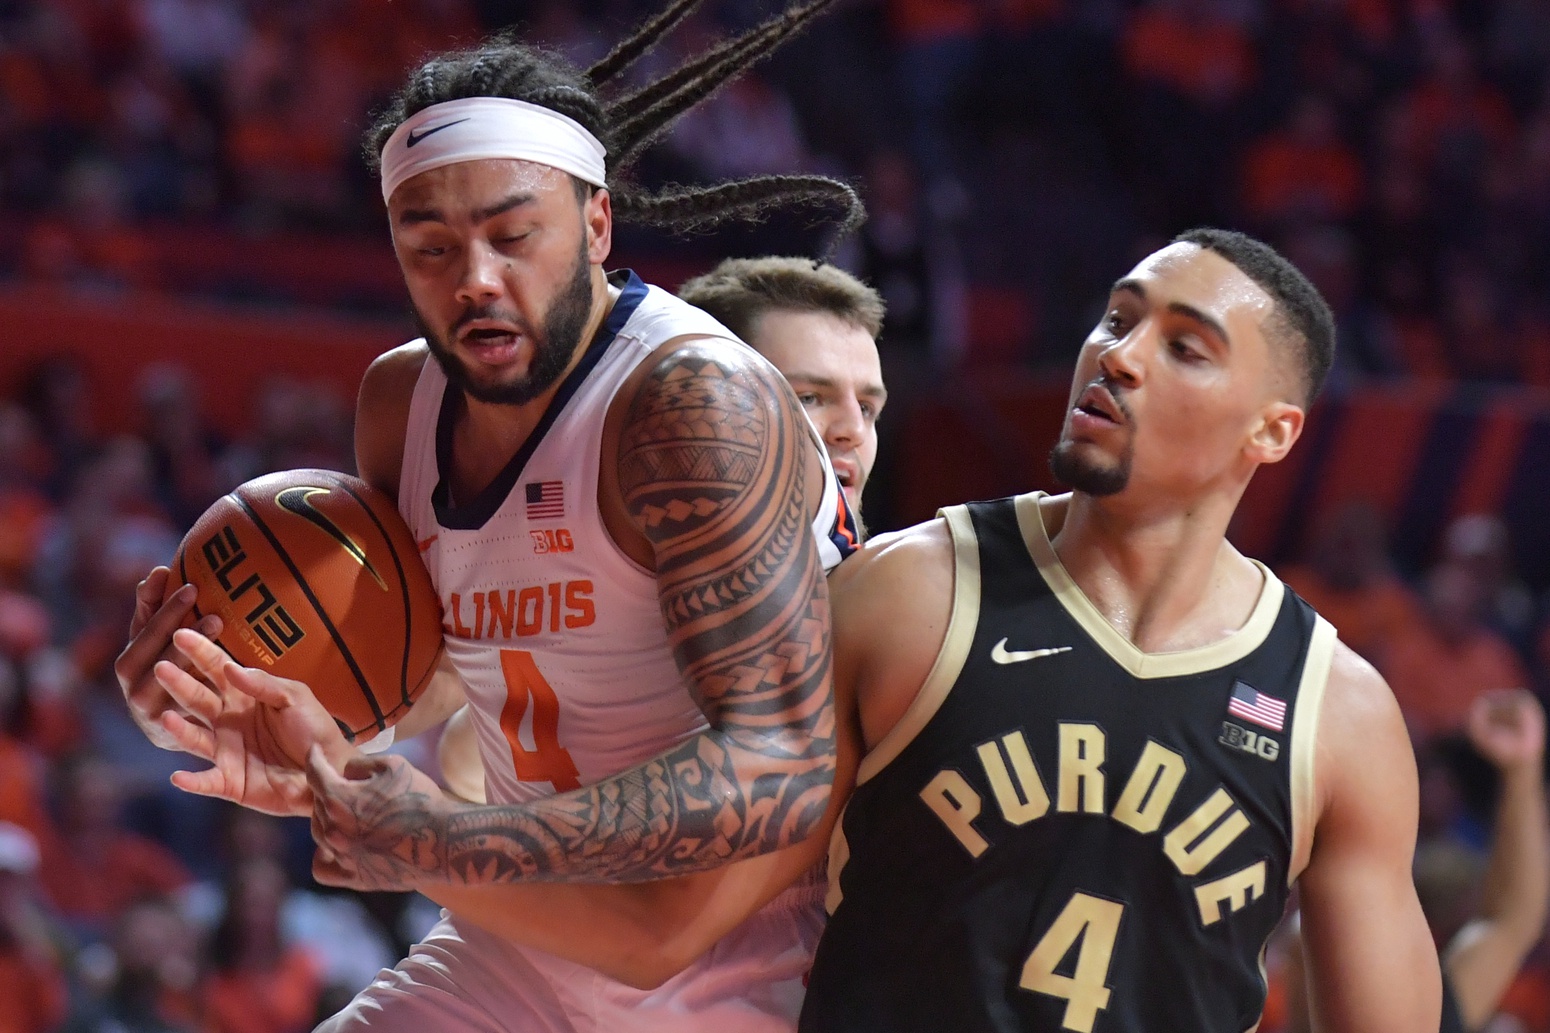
[416,240,595,407]
[1049,439,1132,496]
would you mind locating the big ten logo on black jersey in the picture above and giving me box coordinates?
[443,580,596,640]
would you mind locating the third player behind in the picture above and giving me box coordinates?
[678,257,886,523]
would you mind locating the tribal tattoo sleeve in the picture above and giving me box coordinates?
[421,343,834,884]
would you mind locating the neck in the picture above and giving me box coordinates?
[451,267,614,499]
[1047,482,1259,653]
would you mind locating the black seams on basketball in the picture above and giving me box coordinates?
[173,469,443,742]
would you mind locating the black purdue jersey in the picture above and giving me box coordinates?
[801,493,1336,1033]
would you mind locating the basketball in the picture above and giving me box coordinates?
[174,469,443,742]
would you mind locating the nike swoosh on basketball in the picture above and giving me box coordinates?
[990,638,1073,664]
[405,119,469,147]
[275,487,388,590]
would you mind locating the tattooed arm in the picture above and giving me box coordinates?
[308,340,836,888]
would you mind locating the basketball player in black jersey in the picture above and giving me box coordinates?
[792,228,1440,1032]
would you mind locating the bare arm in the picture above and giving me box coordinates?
[310,341,836,886]
[1445,688,1550,1030]
[419,801,835,988]
[1298,643,1441,1033]
[407,521,943,985]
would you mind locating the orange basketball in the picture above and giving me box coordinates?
[174,469,443,742]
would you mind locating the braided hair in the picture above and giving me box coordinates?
[363,0,863,248]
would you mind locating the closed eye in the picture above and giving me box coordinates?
[1170,340,1205,362]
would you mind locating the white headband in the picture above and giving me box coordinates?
[379,96,608,202]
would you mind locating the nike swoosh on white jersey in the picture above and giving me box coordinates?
[990,638,1073,664]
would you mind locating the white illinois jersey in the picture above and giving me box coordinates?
[398,270,858,806]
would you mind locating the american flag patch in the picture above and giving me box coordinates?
[524,481,564,520]
[1227,681,1286,732]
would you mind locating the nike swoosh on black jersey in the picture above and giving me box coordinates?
[989,638,1073,664]
[405,119,469,147]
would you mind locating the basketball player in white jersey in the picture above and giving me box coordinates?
[438,256,888,806]
[112,13,871,1032]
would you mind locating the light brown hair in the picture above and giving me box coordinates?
[679,257,884,342]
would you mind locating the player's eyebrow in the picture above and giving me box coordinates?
[1111,278,1231,348]
[397,193,537,226]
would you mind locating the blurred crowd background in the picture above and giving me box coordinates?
[3,0,1550,1030]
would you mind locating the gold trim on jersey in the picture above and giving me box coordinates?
[1286,616,1336,885]
[856,505,982,786]
[1013,493,1285,680]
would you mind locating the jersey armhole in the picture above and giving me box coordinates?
[396,345,445,535]
[1287,616,1337,886]
[855,504,982,785]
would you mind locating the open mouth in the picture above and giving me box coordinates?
[1075,385,1123,424]
[462,327,518,346]
[829,456,859,491]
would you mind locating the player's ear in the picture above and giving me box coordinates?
[584,186,612,266]
[1246,401,1303,466]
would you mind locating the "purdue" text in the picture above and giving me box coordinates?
[921,723,1268,929]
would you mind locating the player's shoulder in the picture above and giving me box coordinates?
[617,331,802,426]
[832,518,957,750]
[835,518,951,579]
[359,339,431,415]
[355,341,431,499]
[623,277,741,347]
[1322,637,1401,728]
[831,518,954,618]
[1312,636,1414,820]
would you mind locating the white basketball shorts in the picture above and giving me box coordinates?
[316,876,824,1033]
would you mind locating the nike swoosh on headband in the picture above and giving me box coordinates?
[405,118,470,147]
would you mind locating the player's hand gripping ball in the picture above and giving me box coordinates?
[174,469,443,742]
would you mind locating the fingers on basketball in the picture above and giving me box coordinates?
[171,628,293,709]
[117,582,195,690]
[130,569,163,634]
